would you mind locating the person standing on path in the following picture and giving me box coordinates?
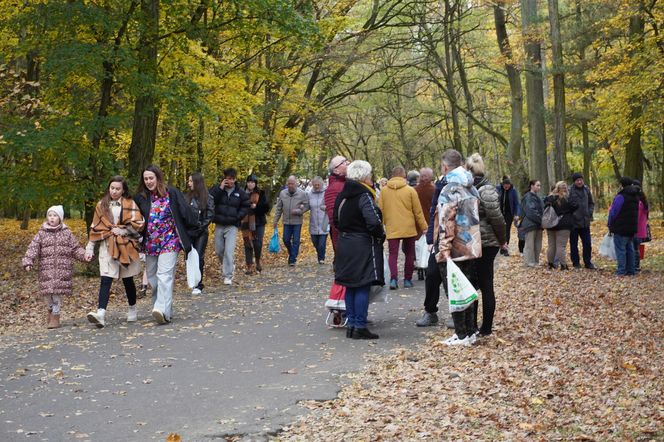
[543,181,577,271]
[567,172,596,269]
[496,176,520,256]
[186,172,214,294]
[23,205,91,329]
[378,166,428,290]
[273,176,310,266]
[520,180,544,267]
[241,174,270,274]
[467,154,506,337]
[209,168,250,285]
[608,177,640,276]
[324,155,349,255]
[308,176,329,264]
[135,165,199,324]
[333,160,385,340]
[632,180,649,273]
[414,167,435,280]
[85,176,145,327]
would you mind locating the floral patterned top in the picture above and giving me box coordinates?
[145,192,181,256]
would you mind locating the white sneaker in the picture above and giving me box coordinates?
[152,309,166,324]
[191,288,202,295]
[442,334,472,346]
[127,306,137,322]
[87,309,106,328]
[223,278,232,285]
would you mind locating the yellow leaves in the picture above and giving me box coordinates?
[166,433,181,442]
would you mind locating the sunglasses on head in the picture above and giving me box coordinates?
[333,158,348,169]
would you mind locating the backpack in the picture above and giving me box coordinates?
[541,204,562,229]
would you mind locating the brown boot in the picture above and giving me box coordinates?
[46,312,52,328]
[48,313,61,329]
[245,263,255,275]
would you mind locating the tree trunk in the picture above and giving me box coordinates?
[548,0,568,181]
[196,115,204,172]
[128,0,160,183]
[623,2,645,182]
[582,120,592,183]
[521,0,549,191]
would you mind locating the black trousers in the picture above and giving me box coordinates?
[191,231,209,289]
[476,246,499,334]
[423,251,443,313]
[98,276,136,310]
[504,215,514,245]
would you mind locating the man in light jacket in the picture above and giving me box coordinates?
[273,176,310,266]
[568,172,596,269]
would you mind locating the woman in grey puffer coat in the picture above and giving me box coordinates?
[467,154,506,336]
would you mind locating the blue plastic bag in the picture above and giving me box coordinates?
[268,228,280,253]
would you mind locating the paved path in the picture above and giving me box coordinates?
[0,262,449,441]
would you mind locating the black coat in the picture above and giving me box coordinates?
[135,186,199,254]
[568,184,594,229]
[609,185,639,236]
[209,183,250,227]
[187,193,214,238]
[543,195,578,231]
[333,180,385,288]
[246,189,270,227]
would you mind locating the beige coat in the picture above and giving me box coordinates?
[378,177,428,240]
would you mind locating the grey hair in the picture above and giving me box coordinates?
[407,170,420,181]
[311,176,323,184]
[465,153,485,176]
[441,149,463,169]
[328,155,346,173]
[347,160,372,181]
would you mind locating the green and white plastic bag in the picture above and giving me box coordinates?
[447,258,478,313]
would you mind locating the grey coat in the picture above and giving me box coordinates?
[273,188,310,226]
[474,176,507,248]
[308,190,329,235]
[568,184,594,229]
[519,191,544,233]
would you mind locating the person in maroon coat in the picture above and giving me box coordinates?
[324,155,350,254]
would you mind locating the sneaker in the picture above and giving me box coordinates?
[152,309,166,324]
[389,279,398,290]
[442,334,472,346]
[127,306,137,322]
[585,263,597,270]
[318,260,325,264]
[416,312,439,327]
[191,288,202,295]
[223,278,232,285]
[288,262,296,267]
[403,279,414,288]
[87,309,106,328]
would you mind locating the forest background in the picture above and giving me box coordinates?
[1,0,662,228]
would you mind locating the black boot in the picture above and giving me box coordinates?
[346,326,354,338]
[352,328,379,339]
[417,269,425,280]
[466,301,478,337]
[560,264,569,270]
[255,258,262,273]
[451,311,467,339]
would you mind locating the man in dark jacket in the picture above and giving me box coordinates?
[567,172,596,269]
[496,176,520,256]
[209,168,250,285]
[608,177,639,276]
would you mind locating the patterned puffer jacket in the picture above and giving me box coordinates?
[22,222,87,296]
[474,175,507,248]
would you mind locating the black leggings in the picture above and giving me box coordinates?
[475,247,499,334]
[98,276,136,310]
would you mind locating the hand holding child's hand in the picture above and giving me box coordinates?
[84,251,94,262]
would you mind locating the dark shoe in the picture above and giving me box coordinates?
[548,262,556,270]
[255,259,262,273]
[572,263,581,269]
[585,263,597,270]
[352,328,379,339]
[346,327,354,338]
[416,312,439,327]
[417,269,425,280]
[560,264,569,270]
[389,279,398,290]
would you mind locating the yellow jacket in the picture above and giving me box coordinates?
[378,177,428,239]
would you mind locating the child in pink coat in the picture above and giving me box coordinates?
[22,205,91,328]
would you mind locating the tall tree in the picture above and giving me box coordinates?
[623,0,645,182]
[548,0,568,181]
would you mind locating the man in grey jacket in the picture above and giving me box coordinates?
[568,172,596,269]
[273,176,310,266]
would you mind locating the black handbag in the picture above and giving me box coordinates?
[642,224,652,243]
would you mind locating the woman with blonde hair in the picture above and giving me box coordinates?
[543,181,578,270]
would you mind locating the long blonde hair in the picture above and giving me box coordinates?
[549,181,568,198]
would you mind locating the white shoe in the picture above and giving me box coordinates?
[87,309,106,328]
[442,334,472,346]
[223,278,232,285]
[152,309,166,324]
[191,288,202,295]
[127,306,137,322]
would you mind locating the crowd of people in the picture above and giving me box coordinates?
[22,152,650,336]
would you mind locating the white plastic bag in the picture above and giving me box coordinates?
[599,232,616,261]
[447,258,478,313]
[415,234,429,268]
[186,248,202,289]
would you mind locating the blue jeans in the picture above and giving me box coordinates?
[570,227,593,267]
[613,234,635,275]
[311,234,327,262]
[282,224,302,264]
[345,285,370,328]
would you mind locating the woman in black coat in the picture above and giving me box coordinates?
[242,174,270,274]
[186,172,214,294]
[544,181,578,270]
[333,160,385,340]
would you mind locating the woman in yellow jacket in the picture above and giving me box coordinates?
[378,166,428,289]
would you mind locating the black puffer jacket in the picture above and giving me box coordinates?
[474,176,507,248]
[209,183,250,227]
[333,180,385,288]
[543,195,578,231]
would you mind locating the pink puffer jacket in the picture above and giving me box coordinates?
[22,223,87,296]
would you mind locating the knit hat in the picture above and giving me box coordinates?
[571,172,583,182]
[47,205,64,222]
[246,174,258,184]
[620,176,633,188]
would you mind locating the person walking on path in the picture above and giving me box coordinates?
[186,172,214,293]
[209,168,250,285]
[273,176,310,266]
[85,176,145,328]
[543,181,578,271]
[241,174,270,274]
[415,167,435,280]
[324,155,349,255]
[496,176,520,256]
[23,205,91,329]
[520,180,544,267]
[567,172,596,269]
[308,176,329,264]
[467,154,506,337]
[378,166,428,290]
[608,177,640,276]
[632,180,649,273]
[135,165,199,324]
[333,160,385,340]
